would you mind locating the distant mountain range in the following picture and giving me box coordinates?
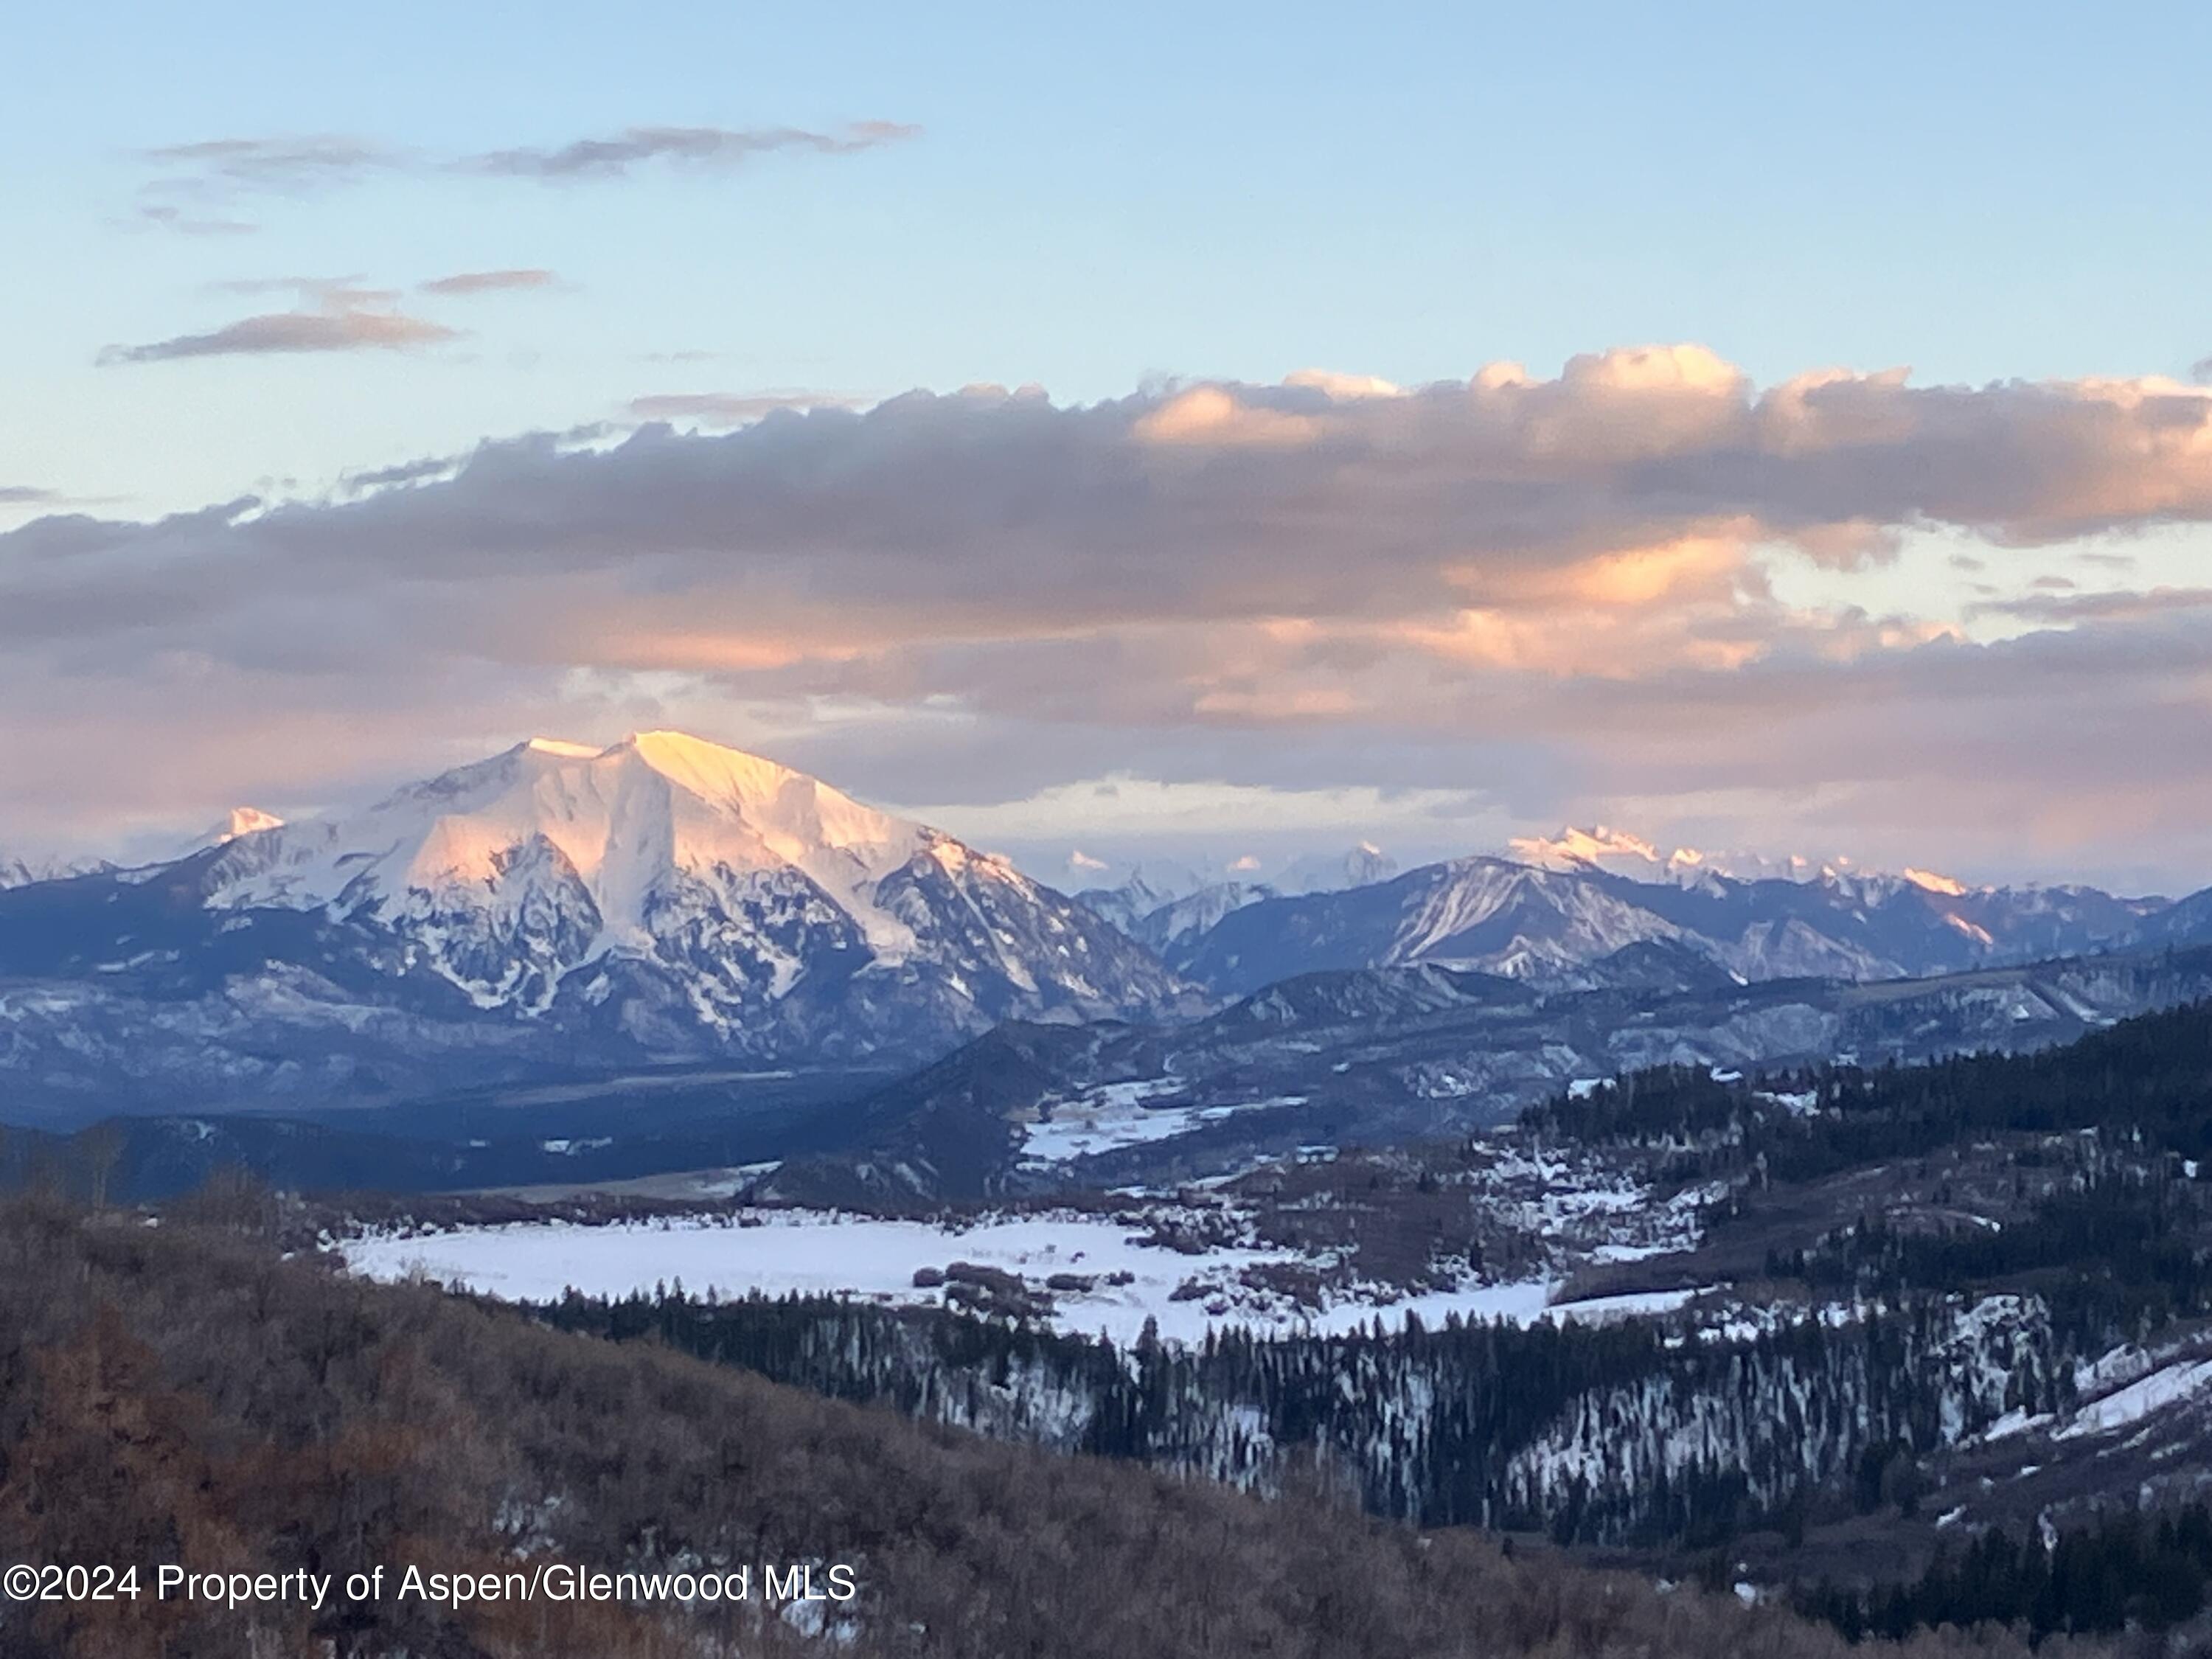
[1073,843,1397,941]
[1508,824,1856,886]
[1074,821,2178,995]
[0,851,110,890]
[1,809,284,891]
[1155,850,2169,995]
[4,738,2211,1133]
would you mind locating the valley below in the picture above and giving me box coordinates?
[296,995,2212,1649]
[13,743,2212,1652]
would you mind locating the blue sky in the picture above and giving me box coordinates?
[5,4,2212,891]
[10,3,2211,514]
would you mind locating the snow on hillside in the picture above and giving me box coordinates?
[1382,859,1696,978]
[1016,1082,1304,1166]
[2055,1354,2212,1441]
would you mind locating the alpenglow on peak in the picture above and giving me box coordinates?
[187,730,1182,1046]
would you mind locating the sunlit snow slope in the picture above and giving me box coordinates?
[201,730,1183,1037]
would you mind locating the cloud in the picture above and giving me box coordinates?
[338,456,464,494]
[132,136,405,232]
[100,306,458,364]
[12,349,2212,888]
[130,123,913,230]
[906,774,1494,846]
[214,275,397,304]
[1964,586,2212,625]
[626,391,859,425]
[0,484,128,515]
[140,135,402,192]
[133,204,258,236]
[101,276,459,364]
[466,121,919,178]
[419,268,557,296]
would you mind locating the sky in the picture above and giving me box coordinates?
[5,2,2212,894]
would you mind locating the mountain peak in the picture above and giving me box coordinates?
[1509,824,1886,890]
[1510,825,1686,879]
[221,806,285,840]
[209,731,928,950]
[620,728,809,795]
[1274,843,1399,895]
[170,806,287,860]
[185,731,1178,1042]
[522,737,602,759]
[1902,866,1975,898]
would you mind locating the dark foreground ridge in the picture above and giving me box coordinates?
[0,1199,2119,1659]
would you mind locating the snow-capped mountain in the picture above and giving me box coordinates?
[204,731,1186,1032]
[1174,858,1714,992]
[1073,860,1217,934]
[196,806,285,850]
[1124,880,1276,952]
[4,810,282,891]
[1273,841,1399,895]
[1,749,2197,1127]
[0,733,1190,1117]
[1509,824,1846,889]
[0,850,113,889]
[1165,850,2164,996]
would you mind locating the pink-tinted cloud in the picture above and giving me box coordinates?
[7,351,2212,888]
[100,276,461,364]
[418,268,557,296]
[101,310,459,363]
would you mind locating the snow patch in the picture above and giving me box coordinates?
[1018,1080,1303,1165]
[2055,1358,2212,1441]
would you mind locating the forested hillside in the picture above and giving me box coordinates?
[1526,996,2212,1172]
[1526,1001,2212,1354]
[537,1287,2063,1549]
[0,1198,2096,1659]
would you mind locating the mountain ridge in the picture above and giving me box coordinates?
[6,739,2212,1129]
[0,731,1191,1120]
[1158,850,2174,996]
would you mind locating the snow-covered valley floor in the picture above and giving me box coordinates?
[339,1206,1699,1347]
